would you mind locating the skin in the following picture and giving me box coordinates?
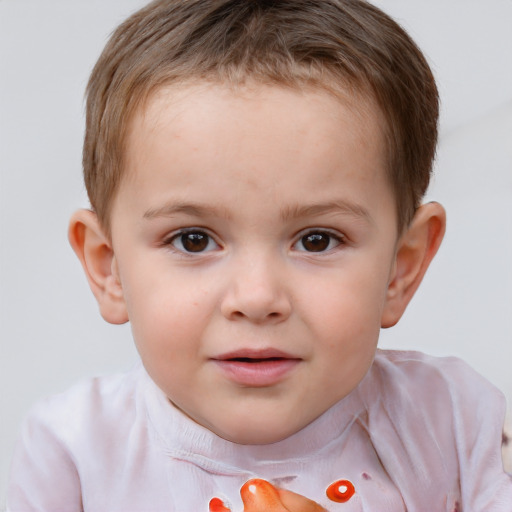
[69,82,445,508]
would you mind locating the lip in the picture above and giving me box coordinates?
[211,348,301,387]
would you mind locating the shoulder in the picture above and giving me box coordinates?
[19,363,146,454]
[7,365,148,511]
[371,348,503,401]
[360,350,512,510]
[366,349,506,447]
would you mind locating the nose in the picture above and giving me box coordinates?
[220,254,291,324]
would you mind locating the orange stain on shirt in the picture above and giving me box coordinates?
[209,497,231,512]
[326,479,355,503]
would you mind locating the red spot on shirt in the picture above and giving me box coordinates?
[326,479,355,503]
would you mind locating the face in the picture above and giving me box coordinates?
[109,83,399,444]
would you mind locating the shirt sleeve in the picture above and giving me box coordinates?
[363,351,512,511]
[448,358,512,510]
[7,400,83,512]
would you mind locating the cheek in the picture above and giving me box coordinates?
[300,264,388,384]
[124,273,216,355]
[305,270,387,334]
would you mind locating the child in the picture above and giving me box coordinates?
[7,0,512,510]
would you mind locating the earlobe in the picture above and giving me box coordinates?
[381,202,446,328]
[68,209,129,325]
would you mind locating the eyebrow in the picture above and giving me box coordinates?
[143,199,372,223]
[143,202,232,220]
[279,200,372,223]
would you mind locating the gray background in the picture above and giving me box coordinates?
[1,0,511,507]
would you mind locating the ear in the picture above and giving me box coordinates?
[68,209,128,325]
[381,202,446,328]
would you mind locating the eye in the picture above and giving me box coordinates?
[168,230,219,253]
[294,230,344,253]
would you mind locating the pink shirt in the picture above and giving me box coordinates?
[7,350,512,511]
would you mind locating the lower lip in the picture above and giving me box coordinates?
[213,359,300,387]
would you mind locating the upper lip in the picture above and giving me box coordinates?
[212,348,300,361]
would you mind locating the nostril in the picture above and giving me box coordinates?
[230,310,281,321]
[221,291,291,323]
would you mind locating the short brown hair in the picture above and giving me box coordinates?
[84,0,439,234]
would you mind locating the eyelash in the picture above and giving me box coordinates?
[162,228,346,255]
[164,228,220,254]
[292,229,345,253]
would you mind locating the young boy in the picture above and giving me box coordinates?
[7,0,512,510]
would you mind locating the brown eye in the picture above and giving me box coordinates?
[302,233,329,252]
[296,231,342,252]
[171,230,218,253]
[181,232,208,252]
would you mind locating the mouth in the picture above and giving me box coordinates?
[214,348,298,361]
[226,357,287,363]
[212,349,301,387]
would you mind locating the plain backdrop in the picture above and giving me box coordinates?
[1,0,511,508]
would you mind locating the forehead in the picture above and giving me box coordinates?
[126,81,386,165]
[119,81,391,214]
